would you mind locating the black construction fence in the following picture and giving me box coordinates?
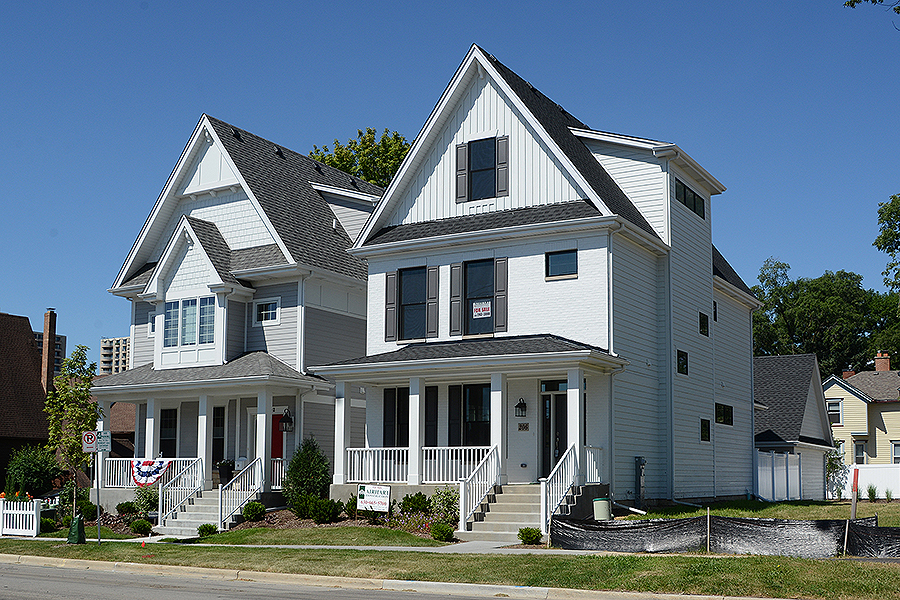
[551,515,900,558]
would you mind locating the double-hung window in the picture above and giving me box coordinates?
[163,297,215,348]
[449,258,508,336]
[465,259,495,335]
[399,267,427,340]
[385,267,438,342]
[827,400,843,425]
[456,136,509,202]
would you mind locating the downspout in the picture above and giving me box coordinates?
[606,222,623,498]
[663,156,676,502]
[298,275,309,373]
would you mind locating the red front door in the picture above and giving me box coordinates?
[272,415,283,459]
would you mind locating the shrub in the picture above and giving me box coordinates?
[40,517,57,533]
[344,493,358,517]
[400,492,430,515]
[57,480,90,522]
[868,483,878,503]
[4,445,61,497]
[430,522,454,542]
[116,501,139,515]
[282,436,331,508]
[310,497,343,524]
[887,489,894,503]
[288,492,316,520]
[242,501,266,521]
[430,485,459,527]
[197,523,218,537]
[384,509,430,534]
[518,527,542,545]
[134,484,159,513]
[79,502,97,521]
[130,519,153,535]
[61,515,72,529]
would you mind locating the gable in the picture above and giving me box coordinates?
[179,139,239,195]
[164,240,218,295]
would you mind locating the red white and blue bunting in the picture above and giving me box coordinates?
[131,460,170,487]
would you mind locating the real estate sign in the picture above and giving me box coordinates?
[357,484,390,512]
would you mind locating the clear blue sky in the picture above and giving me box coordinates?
[1,1,897,364]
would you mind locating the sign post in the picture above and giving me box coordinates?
[82,431,110,545]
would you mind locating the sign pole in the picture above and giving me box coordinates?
[850,467,859,520]
[95,456,101,545]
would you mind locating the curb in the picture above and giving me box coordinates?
[0,553,783,600]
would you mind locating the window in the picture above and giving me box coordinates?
[700,418,711,442]
[713,301,718,322]
[465,259,495,335]
[253,297,280,327]
[699,312,709,337]
[164,297,215,348]
[212,406,225,465]
[827,400,843,426]
[383,388,409,448]
[855,442,867,465]
[546,249,577,279]
[447,383,491,447]
[449,258,507,336]
[456,136,509,202]
[893,442,900,465]
[715,403,733,426]
[675,178,705,219]
[159,408,177,458]
[399,267,427,340]
[677,350,689,375]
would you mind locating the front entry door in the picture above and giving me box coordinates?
[541,392,567,477]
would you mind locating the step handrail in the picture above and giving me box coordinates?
[539,443,579,535]
[158,457,204,527]
[218,457,262,531]
[458,445,500,531]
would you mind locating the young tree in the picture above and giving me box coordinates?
[310,127,410,188]
[874,194,900,292]
[44,345,100,486]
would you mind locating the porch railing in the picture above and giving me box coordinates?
[103,458,197,488]
[540,443,578,535]
[158,457,204,528]
[458,445,500,531]
[219,457,262,531]
[584,446,603,484]
[346,448,409,483]
[423,446,491,484]
[0,499,40,537]
[271,458,285,490]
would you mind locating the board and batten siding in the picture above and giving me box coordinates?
[584,140,669,244]
[305,307,366,367]
[246,283,299,368]
[611,234,667,499]
[131,301,155,367]
[712,288,755,497]
[388,74,586,228]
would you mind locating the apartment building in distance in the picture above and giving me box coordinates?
[99,336,130,375]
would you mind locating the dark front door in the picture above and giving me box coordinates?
[541,392,567,478]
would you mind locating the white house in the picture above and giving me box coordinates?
[312,45,759,536]
[92,115,374,530]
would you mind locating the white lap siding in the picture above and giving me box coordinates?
[131,301,155,367]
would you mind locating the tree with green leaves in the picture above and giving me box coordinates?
[44,345,100,482]
[874,194,900,292]
[310,127,410,188]
[844,0,900,15]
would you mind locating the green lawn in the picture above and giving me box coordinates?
[38,526,137,540]
[624,499,900,527]
[1,539,899,600]
[185,525,444,546]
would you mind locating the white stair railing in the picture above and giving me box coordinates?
[423,446,491,484]
[540,443,579,535]
[158,458,204,527]
[346,448,409,483]
[457,445,499,532]
[218,457,262,531]
[271,458,285,490]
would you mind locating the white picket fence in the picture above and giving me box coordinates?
[0,499,40,537]
[757,451,801,502]
[839,464,900,500]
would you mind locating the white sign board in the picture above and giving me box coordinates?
[472,300,491,319]
[97,431,112,452]
[357,484,391,512]
[82,431,97,453]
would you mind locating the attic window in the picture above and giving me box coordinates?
[456,137,509,202]
[675,178,705,220]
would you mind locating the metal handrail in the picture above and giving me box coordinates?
[218,457,262,531]
[158,457,203,527]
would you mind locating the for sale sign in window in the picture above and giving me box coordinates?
[472,301,491,319]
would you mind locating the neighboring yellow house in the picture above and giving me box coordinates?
[823,352,900,465]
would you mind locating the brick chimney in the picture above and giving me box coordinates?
[842,368,856,379]
[875,351,891,372]
[41,308,56,394]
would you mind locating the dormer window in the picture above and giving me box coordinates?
[253,297,281,326]
[456,136,509,202]
[164,296,215,348]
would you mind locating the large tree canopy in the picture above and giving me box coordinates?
[310,127,410,188]
[752,258,900,377]
[874,194,900,291]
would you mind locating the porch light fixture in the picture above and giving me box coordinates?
[279,407,294,432]
[515,398,527,418]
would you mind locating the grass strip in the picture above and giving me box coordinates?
[185,526,444,546]
[1,539,900,600]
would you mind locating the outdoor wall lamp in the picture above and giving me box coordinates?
[515,398,527,418]
[279,407,294,432]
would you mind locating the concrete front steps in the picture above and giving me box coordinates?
[456,484,545,544]
[153,489,250,537]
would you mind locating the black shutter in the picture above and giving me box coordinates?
[426,266,439,338]
[385,271,397,342]
[496,136,509,197]
[494,257,508,332]
[450,263,462,336]
[425,386,438,447]
[455,143,468,203]
[448,385,462,447]
[383,388,396,447]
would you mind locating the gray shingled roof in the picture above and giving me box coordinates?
[93,352,326,388]
[322,334,611,367]
[185,216,240,286]
[843,370,900,402]
[754,354,830,447]
[713,246,754,297]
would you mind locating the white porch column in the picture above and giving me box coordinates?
[567,368,585,485]
[491,373,508,485]
[144,398,158,459]
[408,377,424,485]
[96,401,112,490]
[256,389,273,493]
[198,395,213,488]
[333,382,351,485]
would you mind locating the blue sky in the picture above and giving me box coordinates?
[1,1,897,364]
